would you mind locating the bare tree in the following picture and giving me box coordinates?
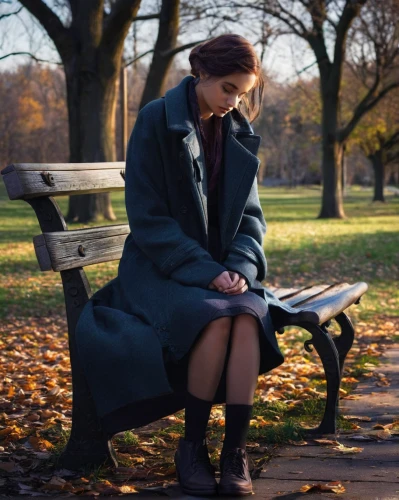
[17,0,149,223]
[364,131,399,202]
[231,0,399,218]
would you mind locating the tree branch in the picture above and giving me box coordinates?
[339,81,399,142]
[134,13,160,21]
[18,0,71,59]
[228,1,308,39]
[332,1,366,73]
[161,39,208,58]
[385,130,399,152]
[0,6,22,20]
[102,0,142,55]
[0,51,61,64]
[124,48,154,67]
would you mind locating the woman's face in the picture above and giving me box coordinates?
[195,72,257,120]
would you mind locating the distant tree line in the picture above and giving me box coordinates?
[1,61,397,204]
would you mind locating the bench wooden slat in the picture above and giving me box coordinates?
[1,163,126,199]
[34,224,130,271]
[273,285,329,302]
[1,162,125,173]
[275,282,368,326]
[296,282,368,325]
[283,284,342,307]
[267,286,303,298]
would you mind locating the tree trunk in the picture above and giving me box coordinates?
[371,151,385,202]
[64,55,118,223]
[318,93,345,218]
[139,0,179,108]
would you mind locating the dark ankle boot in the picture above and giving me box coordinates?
[218,447,252,496]
[174,437,217,496]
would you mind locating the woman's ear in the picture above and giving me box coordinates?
[199,70,209,81]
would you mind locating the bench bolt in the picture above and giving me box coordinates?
[78,245,86,257]
[41,171,55,187]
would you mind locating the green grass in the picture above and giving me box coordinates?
[0,184,398,321]
[350,354,381,378]
[114,430,140,446]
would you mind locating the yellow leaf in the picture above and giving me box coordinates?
[332,443,363,454]
[28,436,54,451]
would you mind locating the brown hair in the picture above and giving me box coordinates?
[189,34,264,123]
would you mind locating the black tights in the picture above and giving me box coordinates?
[184,314,260,450]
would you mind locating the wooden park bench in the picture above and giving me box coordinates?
[1,162,368,469]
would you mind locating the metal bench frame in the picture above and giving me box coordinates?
[1,162,368,470]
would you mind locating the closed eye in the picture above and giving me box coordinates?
[222,85,247,97]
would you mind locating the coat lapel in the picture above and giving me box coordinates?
[220,131,261,250]
[164,75,261,253]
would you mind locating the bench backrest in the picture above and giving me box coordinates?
[2,163,128,274]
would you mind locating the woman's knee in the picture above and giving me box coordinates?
[232,314,260,338]
[191,316,232,356]
[205,316,232,342]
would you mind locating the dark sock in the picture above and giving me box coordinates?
[184,391,213,442]
[223,404,253,450]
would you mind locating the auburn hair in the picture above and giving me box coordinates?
[189,34,264,123]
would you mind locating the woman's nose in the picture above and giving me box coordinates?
[227,95,240,108]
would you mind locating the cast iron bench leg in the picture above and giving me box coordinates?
[58,267,118,469]
[333,312,355,377]
[57,357,118,469]
[301,322,341,435]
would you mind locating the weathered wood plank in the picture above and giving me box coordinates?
[35,224,130,271]
[296,282,368,325]
[2,162,125,172]
[33,234,52,271]
[273,283,368,326]
[1,164,126,199]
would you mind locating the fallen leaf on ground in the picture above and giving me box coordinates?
[313,438,339,446]
[343,415,372,422]
[331,443,363,454]
[300,481,346,494]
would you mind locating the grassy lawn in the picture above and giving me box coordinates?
[1,183,398,320]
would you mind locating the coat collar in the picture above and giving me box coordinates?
[164,75,255,137]
[164,74,261,255]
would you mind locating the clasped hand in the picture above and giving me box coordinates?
[208,270,248,295]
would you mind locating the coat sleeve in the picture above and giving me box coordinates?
[221,176,267,288]
[125,103,228,289]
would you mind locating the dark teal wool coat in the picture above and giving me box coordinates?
[75,75,303,430]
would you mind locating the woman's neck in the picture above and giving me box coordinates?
[195,82,213,121]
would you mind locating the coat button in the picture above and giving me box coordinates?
[179,204,188,214]
[179,151,185,159]
[177,174,183,181]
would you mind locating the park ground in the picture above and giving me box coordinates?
[0,184,398,496]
